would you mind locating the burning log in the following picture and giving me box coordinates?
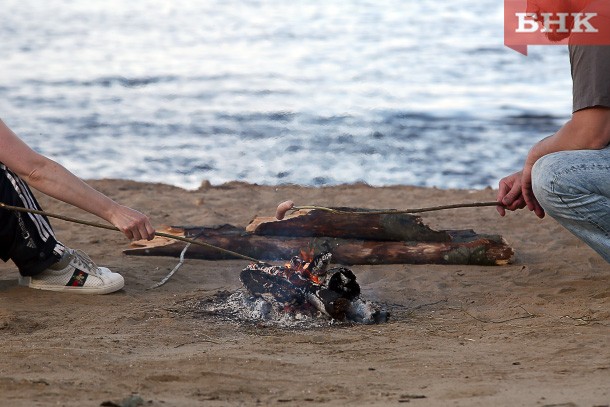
[239,252,334,305]
[125,224,514,265]
[240,252,388,324]
[247,208,450,242]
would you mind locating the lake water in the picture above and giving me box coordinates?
[1,0,574,189]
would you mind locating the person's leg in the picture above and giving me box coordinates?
[0,163,124,293]
[0,163,65,276]
[532,146,610,262]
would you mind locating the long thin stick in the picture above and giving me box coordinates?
[0,200,504,261]
[0,202,259,262]
[292,201,503,215]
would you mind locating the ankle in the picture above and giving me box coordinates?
[48,250,71,270]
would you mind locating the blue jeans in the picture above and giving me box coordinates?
[532,146,610,263]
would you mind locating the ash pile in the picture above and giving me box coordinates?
[202,252,389,327]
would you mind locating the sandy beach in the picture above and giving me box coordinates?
[1,180,609,406]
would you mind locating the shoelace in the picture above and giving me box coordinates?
[68,249,100,276]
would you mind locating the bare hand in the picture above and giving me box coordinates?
[521,165,545,219]
[496,171,527,216]
[110,205,156,241]
[497,169,545,218]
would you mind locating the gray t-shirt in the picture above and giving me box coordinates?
[568,0,610,113]
[569,45,610,113]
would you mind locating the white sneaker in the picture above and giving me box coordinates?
[19,248,124,294]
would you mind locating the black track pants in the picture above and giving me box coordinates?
[0,163,64,276]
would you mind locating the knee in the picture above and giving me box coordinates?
[532,152,589,213]
[531,153,557,209]
[532,153,569,214]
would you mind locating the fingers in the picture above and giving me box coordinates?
[497,177,522,212]
[511,196,526,210]
[496,181,509,216]
[123,228,134,241]
[497,171,529,216]
[496,178,511,204]
[144,222,156,241]
[496,180,511,216]
[129,217,155,241]
[497,197,527,215]
[501,180,522,208]
[533,200,546,218]
[121,222,142,241]
[521,166,546,219]
[114,206,156,241]
[522,185,545,219]
[130,229,143,242]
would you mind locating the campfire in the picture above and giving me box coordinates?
[129,203,514,325]
[200,250,388,326]
[237,251,389,325]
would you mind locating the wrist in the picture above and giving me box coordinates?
[525,142,544,169]
[101,200,122,225]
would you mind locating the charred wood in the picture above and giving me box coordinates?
[239,253,386,323]
[246,208,451,242]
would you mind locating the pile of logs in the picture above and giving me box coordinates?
[124,207,514,266]
[240,252,389,324]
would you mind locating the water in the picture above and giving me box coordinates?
[1,0,573,190]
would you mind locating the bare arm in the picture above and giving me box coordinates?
[498,107,610,217]
[526,107,610,164]
[0,119,155,240]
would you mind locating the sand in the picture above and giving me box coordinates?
[1,180,609,407]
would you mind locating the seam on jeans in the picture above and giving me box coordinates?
[553,163,610,178]
[550,171,610,238]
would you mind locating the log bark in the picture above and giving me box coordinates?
[124,225,514,266]
[246,208,451,242]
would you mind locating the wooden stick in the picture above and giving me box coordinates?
[0,202,260,262]
[125,226,514,266]
[0,199,505,263]
[292,201,504,215]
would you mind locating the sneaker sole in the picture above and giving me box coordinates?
[19,276,125,295]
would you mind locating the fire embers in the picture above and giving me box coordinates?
[240,252,389,324]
